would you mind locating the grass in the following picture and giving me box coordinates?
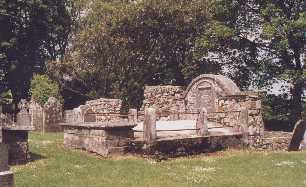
[12,132,306,187]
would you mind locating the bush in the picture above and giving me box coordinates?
[30,74,63,105]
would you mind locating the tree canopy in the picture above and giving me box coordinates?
[0,0,72,109]
[48,0,221,110]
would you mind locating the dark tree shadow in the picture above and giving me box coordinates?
[28,152,47,162]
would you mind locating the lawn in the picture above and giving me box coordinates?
[12,132,306,187]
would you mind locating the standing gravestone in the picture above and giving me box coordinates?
[288,120,306,151]
[16,99,31,127]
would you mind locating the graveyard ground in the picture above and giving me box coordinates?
[12,132,306,187]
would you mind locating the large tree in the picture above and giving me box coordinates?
[195,0,306,126]
[49,0,218,109]
[0,0,72,109]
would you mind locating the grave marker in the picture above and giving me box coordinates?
[288,120,306,151]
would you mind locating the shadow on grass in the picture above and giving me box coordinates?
[28,152,47,163]
[9,152,47,166]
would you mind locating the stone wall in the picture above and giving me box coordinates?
[217,93,264,147]
[29,97,63,132]
[131,134,244,157]
[141,86,185,120]
[254,131,292,151]
[64,98,123,124]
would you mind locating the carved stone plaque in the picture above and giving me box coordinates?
[196,82,215,113]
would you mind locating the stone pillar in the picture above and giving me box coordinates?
[143,108,157,145]
[239,107,249,144]
[0,144,14,187]
[196,108,209,136]
[128,109,138,124]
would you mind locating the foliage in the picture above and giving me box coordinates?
[12,132,306,187]
[30,74,63,105]
[0,0,72,109]
[195,0,306,126]
[49,0,221,109]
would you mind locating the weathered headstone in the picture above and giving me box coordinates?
[16,99,31,127]
[288,120,306,151]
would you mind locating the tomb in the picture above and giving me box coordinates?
[1,100,34,164]
[62,74,265,156]
[140,74,264,148]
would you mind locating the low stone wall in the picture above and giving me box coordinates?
[131,134,244,157]
[217,93,264,147]
[252,131,292,151]
[64,98,123,124]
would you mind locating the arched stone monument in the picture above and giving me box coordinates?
[184,74,241,113]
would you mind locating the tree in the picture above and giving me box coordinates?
[195,0,306,126]
[30,74,63,106]
[0,0,72,110]
[49,0,218,110]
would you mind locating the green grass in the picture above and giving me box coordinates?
[12,132,306,187]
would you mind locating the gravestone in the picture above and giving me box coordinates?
[16,99,31,127]
[288,120,306,151]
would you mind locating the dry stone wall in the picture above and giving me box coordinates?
[64,98,123,124]
[216,93,264,148]
[141,86,185,120]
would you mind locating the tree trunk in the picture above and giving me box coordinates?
[289,80,304,128]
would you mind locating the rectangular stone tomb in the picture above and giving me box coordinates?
[60,121,136,156]
[2,128,33,165]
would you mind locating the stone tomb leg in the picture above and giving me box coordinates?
[143,108,157,145]
[196,107,209,136]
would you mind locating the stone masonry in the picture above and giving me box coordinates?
[64,98,122,124]
[140,74,265,149]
